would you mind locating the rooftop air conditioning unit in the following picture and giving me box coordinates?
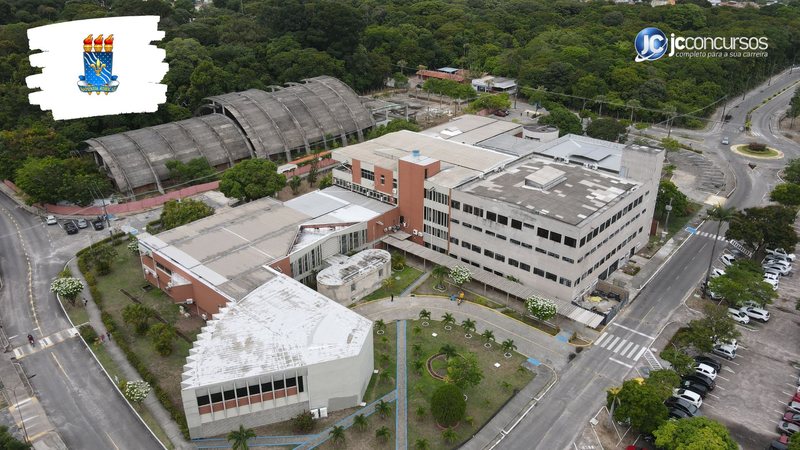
[319,407,328,418]
[185,299,194,305]
[412,229,418,236]
[311,409,320,419]
[392,188,397,194]
[384,227,389,232]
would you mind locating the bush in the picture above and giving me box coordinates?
[79,324,98,342]
[293,410,315,433]
[84,272,96,287]
[58,267,72,278]
[148,323,176,356]
[430,384,466,428]
[748,142,767,152]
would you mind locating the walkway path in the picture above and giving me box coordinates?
[395,320,408,450]
[400,271,429,296]
[355,296,572,370]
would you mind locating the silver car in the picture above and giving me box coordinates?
[740,306,769,322]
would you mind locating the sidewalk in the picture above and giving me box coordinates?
[67,259,191,450]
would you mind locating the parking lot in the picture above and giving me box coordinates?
[701,244,800,449]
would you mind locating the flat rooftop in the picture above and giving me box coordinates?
[333,130,516,174]
[459,158,640,226]
[317,249,391,286]
[140,188,390,300]
[421,114,522,145]
[181,272,372,389]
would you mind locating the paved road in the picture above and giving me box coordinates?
[498,70,800,450]
[0,193,162,449]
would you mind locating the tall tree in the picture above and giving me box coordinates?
[538,107,583,136]
[611,379,669,434]
[726,206,799,256]
[160,199,214,230]
[676,305,740,353]
[446,352,484,390]
[656,180,689,219]
[586,118,627,142]
[227,425,255,450]
[770,183,800,207]
[653,417,736,450]
[708,260,777,307]
[219,159,287,202]
[703,205,736,296]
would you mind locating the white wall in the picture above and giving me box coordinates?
[307,331,374,411]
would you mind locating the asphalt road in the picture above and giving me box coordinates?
[499,69,800,450]
[0,193,162,449]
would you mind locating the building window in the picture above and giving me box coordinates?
[511,219,522,230]
[520,262,531,272]
[494,254,505,262]
[521,242,532,249]
[535,247,546,254]
[223,389,235,401]
[549,231,562,243]
[380,174,385,185]
[463,204,473,214]
[471,244,481,253]
[351,284,356,292]
[533,267,545,277]
[424,168,428,179]
[484,249,494,258]
[197,395,210,406]
[523,222,535,230]
[497,215,508,226]
[559,277,572,287]
[360,169,374,181]
[537,228,549,239]
[236,386,248,398]
[564,236,577,248]
[509,259,519,267]
[451,200,460,210]
[487,211,497,221]
[155,261,172,276]
[496,234,507,241]
[562,256,574,264]
[545,272,557,282]
[210,392,223,403]
[393,179,398,189]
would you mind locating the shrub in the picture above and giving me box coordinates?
[78,324,98,342]
[525,295,557,321]
[124,380,151,403]
[748,142,767,152]
[148,323,176,356]
[430,384,466,428]
[58,267,72,278]
[448,266,472,286]
[50,277,84,305]
[293,410,315,433]
[84,272,96,287]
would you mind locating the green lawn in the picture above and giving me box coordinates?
[362,266,424,301]
[363,324,398,403]
[412,277,500,309]
[316,406,396,450]
[91,246,204,423]
[59,298,90,326]
[406,320,535,449]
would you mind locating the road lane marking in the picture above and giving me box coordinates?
[595,332,608,346]
[50,353,71,384]
[609,357,633,368]
[612,339,629,353]
[611,323,654,339]
[604,336,620,350]
[626,344,640,359]
[619,341,634,356]
[633,347,647,361]
[105,432,120,450]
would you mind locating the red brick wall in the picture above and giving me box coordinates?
[398,157,440,246]
[141,252,230,316]
[351,159,361,184]
[373,166,394,195]
[367,208,401,242]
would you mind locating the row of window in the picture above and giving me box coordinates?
[455,202,577,248]
[196,376,305,407]
[333,178,396,205]
[423,206,449,227]
[155,261,172,276]
[451,253,572,287]
[424,224,448,241]
[580,194,645,248]
[360,168,374,181]
[576,228,640,286]
[292,244,322,277]
[580,212,643,264]
[424,188,450,206]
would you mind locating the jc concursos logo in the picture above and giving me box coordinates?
[635,27,668,62]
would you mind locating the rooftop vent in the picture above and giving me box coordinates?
[412,149,420,159]
[524,166,566,190]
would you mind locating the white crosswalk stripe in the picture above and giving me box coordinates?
[595,332,608,346]
[626,344,641,359]
[619,341,634,356]
[603,336,620,349]
[594,332,651,362]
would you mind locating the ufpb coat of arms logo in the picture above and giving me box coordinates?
[78,34,119,95]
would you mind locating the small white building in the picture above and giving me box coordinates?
[180,272,374,438]
[471,75,517,94]
[317,249,391,305]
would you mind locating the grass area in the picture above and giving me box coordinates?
[364,324,398,403]
[58,297,90,326]
[732,144,781,158]
[93,247,204,422]
[90,341,175,449]
[362,266,424,301]
[499,308,560,336]
[316,407,396,450]
[412,277,501,309]
[406,320,535,449]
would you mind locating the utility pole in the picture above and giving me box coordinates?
[662,197,673,242]
[719,95,728,127]
[11,388,29,443]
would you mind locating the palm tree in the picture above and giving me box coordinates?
[461,318,476,334]
[439,344,457,359]
[442,428,459,444]
[412,343,422,356]
[375,319,386,331]
[376,399,392,419]
[375,426,391,442]
[432,265,449,290]
[419,309,431,320]
[412,325,422,336]
[626,99,641,125]
[594,94,607,117]
[441,313,456,327]
[378,352,391,367]
[703,205,736,296]
[381,277,395,292]
[329,425,345,447]
[353,413,368,432]
[412,359,424,375]
[501,339,517,354]
[415,438,431,450]
[481,329,495,343]
[391,252,406,270]
[227,425,255,450]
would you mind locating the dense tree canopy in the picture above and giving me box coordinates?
[708,259,778,307]
[656,180,690,219]
[160,199,214,230]
[610,379,669,434]
[219,159,286,202]
[653,417,737,450]
[726,206,799,255]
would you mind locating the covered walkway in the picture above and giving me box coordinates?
[383,236,604,328]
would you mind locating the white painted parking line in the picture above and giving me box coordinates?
[604,336,620,350]
[626,344,640,359]
[616,341,633,355]
[609,357,633,368]
[610,323,655,339]
[708,393,721,400]
[595,332,608,346]
[779,400,790,406]
[726,360,740,366]
[705,403,717,409]
[723,367,735,374]
[787,383,799,389]
[716,375,730,382]
[776,409,788,415]
[783,391,794,397]
[738,345,749,350]
[716,386,726,391]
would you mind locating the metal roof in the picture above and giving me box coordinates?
[85,114,251,194]
[205,76,374,159]
[383,236,604,328]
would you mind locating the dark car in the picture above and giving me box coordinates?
[784,412,800,426]
[64,221,78,235]
[768,434,790,450]
[694,356,722,372]
[678,380,709,398]
[668,408,692,419]
[665,397,700,417]
[493,109,509,117]
[683,373,715,391]
[92,218,105,230]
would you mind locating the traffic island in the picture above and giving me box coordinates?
[730,142,783,159]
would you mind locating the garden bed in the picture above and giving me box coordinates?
[363,323,398,403]
[361,266,424,301]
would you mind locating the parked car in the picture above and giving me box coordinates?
[671,389,703,408]
[493,109,509,117]
[764,272,780,281]
[45,215,57,225]
[787,401,800,414]
[712,344,736,360]
[665,397,700,416]
[768,434,790,450]
[683,373,715,391]
[711,267,726,278]
[720,253,736,267]
[728,308,750,324]
[708,290,723,300]
[783,412,800,426]
[764,264,792,276]
[765,255,794,266]
[76,218,88,228]
[778,421,800,435]
[764,268,784,279]
[714,337,738,350]
[92,218,105,230]
[763,277,779,290]
[767,248,796,261]
[63,221,78,235]
[721,136,729,145]
[694,356,722,372]
[694,363,717,380]
[668,408,692,419]
[740,306,770,322]
[678,379,709,398]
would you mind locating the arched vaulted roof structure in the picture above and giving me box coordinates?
[83,76,374,196]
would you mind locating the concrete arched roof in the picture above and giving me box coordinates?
[204,76,374,158]
[84,114,251,194]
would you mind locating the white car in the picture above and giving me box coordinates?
[728,308,750,324]
[763,277,779,290]
[694,363,718,380]
[46,215,57,225]
[767,248,796,261]
[672,388,703,408]
[763,268,783,279]
[789,401,800,414]
[719,253,736,267]
[740,306,770,322]
[763,263,791,275]
[714,337,738,350]
[713,344,736,360]
[765,254,794,266]
[711,267,726,278]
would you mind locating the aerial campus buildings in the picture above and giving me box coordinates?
[123,78,662,436]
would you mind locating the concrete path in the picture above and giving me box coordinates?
[354,296,572,370]
[68,259,191,449]
[395,320,408,450]
[400,271,429,296]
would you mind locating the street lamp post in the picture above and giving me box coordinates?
[662,197,673,242]
[10,387,29,443]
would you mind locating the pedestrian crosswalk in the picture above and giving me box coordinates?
[693,231,728,242]
[594,332,648,362]
[12,327,79,359]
